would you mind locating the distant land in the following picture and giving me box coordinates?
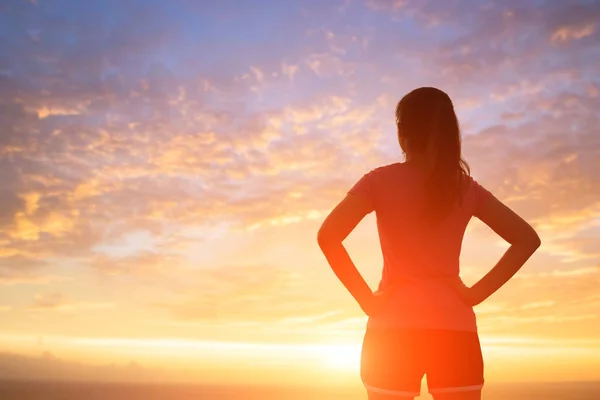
[0,380,599,400]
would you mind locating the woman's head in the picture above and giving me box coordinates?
[395,87,470,222]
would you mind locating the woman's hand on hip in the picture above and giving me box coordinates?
[362,288,395,317]
[446,277,479,306]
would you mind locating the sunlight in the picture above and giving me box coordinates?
[3,332,600,383]
[320,344,362,371]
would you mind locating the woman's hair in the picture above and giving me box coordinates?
[395,87,470,223]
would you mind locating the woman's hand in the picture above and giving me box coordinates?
[362,288,395,317]
[445,277,479,306]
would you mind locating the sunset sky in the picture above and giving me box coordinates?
[1,0,600,387]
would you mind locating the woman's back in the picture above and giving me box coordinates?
[317,87,541,399]
[349,162,493,331]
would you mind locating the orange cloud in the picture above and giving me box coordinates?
[29,292,114,313]
[551,23,596,44]
[35,105,85,119]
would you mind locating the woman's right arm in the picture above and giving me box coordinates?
[466,195,542,306]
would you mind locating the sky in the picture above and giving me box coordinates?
[1,0,600,388]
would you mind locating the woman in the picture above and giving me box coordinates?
[317,87,541,400]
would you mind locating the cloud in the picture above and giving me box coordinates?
[156,263,361,337]
[35,105,86,119]
[28,292,114,313]
[0,255,54,286]
[551,23,596,44]
[0,352,159,383]
[305,53,354,77]
[460,90,600,242]
[30,292,66,310]
[520,301,557,310]
[0,0,599,352]
[366,0,408,11]
[281,62,299,82]
[89,251,185,278]
[2,0,595,258]
[159,264,310,322]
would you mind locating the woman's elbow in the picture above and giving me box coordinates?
[530,232,542,250]
[522,228,542,251]
[316,229,329,248]
[317,228,338,249]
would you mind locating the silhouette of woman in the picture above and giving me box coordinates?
[317,87,541,400]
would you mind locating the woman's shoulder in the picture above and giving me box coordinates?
[463,174,489,192]
[354,163,416,194]
[367,162,406,176]
[462,174,494,209]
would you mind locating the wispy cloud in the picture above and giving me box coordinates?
[28,292,114,313]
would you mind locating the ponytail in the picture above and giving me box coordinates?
[396,87,470,224]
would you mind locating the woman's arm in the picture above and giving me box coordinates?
[465,195,542,306]
[317,194,380,315]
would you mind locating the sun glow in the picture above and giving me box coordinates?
[2,331,600,383]
[320,344,362,371]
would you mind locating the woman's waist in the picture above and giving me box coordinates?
[376,276,472,313]
[367,309,478,332]
[371,287,476,329]
[378,273,464,291]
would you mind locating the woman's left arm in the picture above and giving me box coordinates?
[317,193,378,316]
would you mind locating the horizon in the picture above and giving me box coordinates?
[1,379,600,400]
[1,0,600,391]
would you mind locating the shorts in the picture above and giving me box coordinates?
[360,327,484,397]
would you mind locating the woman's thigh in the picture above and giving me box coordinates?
[432,390,482,400]
[361,328,424,399]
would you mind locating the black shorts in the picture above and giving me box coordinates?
[361,327,484,397]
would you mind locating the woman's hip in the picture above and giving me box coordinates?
[360,326,484,396]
